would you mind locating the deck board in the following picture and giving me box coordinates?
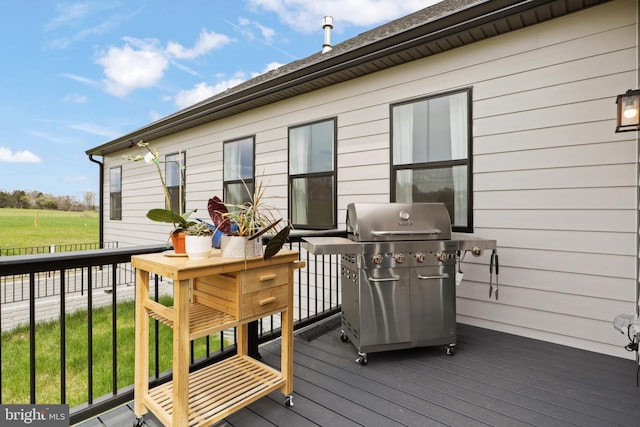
[83,320,640,426]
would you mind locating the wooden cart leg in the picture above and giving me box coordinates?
[281,306,294,396]
[134,269,150,418]
[237,322,248,356]
[282,261,304,399]
[172,278,191,427]
[282,263,296,396]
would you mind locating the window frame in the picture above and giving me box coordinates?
[165,151,186,214]
[223,136,255,206]
[288,117,337,230]
[109,166,122,221]
[390,88,473,232]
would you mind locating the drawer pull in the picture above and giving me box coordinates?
[259,296,277,306]
[259,274,277,282]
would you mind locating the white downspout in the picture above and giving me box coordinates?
[635,0,639,319]
[635,0,639,367]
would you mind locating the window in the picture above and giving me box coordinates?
[109,167,122,220]
[223,137,254,206]
[289,119,336,228]
[165,152,186,214]
[391,89,472,231]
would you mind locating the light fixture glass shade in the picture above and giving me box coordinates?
[616,89,640,132]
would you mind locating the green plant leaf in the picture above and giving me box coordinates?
[146,208,178,223]
[263,224,290,260]
[147,208,196,229]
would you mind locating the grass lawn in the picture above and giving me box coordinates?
[0,208,99,249]
[0,208,224,407]
[1,296,224,407]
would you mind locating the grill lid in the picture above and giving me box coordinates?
[346,202,452,242]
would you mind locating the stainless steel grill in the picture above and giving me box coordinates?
[303,202,496,365]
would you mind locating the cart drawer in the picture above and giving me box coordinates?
[241,264,289,293]
[242,284,289,318]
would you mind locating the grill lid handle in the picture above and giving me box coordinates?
[370,229,442,237]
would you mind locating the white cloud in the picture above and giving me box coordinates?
[232,17,277,45]
[69,123,120,139]
[45,3,92,31]
[175,83,217,109]
[44,2,137,49]
[0,147,42,163]
[170,61,202,77]
[246,0,442,33]
[255,22,277,44]
[263,61,284,73]
[28,131,69,144]
[174,61,283,110]
[63,94,87,103]
[174,76,246,109]
[149,110,164,122]
[97,44,169,97]
[96,30,234,97]
[212,76,247,92]
[61,73,101,89]
[166,30,234,59]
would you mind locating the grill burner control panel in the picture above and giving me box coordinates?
[363,250,456,269]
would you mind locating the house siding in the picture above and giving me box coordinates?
[461,0,637,358]
[103,0,637,358]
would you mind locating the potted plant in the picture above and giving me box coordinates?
[213,179,291,259]
[123,141,196,253]
[185,222,214,259]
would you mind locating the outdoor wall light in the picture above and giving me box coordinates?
[615,89,640,132]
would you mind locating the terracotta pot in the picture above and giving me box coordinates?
[170,229,186,254]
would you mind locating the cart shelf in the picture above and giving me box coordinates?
[144,355,285,427]
[147,301,237,340]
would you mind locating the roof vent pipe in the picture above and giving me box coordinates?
[322,16,333,53]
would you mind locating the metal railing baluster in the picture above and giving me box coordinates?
[60,269,66,404]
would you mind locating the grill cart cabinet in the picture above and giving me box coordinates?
[131,249,303,427]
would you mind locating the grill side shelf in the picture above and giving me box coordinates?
[302,237,363,255]
[451,233,497,252]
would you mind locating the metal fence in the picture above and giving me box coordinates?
[0,241,118,257]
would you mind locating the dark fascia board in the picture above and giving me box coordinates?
[86,0,611,157]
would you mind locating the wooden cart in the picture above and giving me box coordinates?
[132,249,303,427]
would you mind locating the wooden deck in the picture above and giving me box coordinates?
[77,318,640,426]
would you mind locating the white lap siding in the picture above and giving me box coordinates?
[104,0,637,358]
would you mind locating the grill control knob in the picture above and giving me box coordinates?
[415,252,426,263]
[436,252,448,262]
[394,253,406,264]
[372,254,384,265]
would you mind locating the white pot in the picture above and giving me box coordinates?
[220,235,263,259]
[185,235,213,259]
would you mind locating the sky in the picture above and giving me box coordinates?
[0,0,441,201]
